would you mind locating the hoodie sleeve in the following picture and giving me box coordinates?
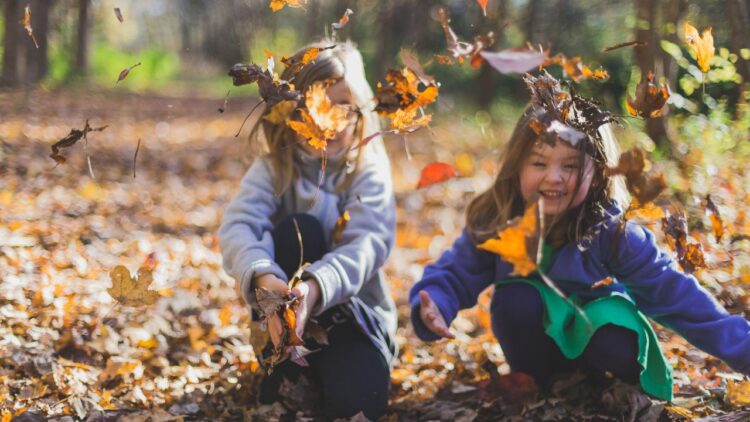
[607,222,750,374]
[302,148,396,315]
[219,159,287,307]
[408,229,500,341]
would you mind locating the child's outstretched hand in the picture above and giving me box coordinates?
[290,279,320,340]
[419,290,455,339]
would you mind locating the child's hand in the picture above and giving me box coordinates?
[419,291,455,339]
[253,273,289,347]
[290,279,320,340]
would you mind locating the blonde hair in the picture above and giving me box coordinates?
[247,40,381,195]
[466,105,628,246]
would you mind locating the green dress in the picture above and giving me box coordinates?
[495,244,674,401]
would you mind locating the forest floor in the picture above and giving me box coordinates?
[1,89,749,421]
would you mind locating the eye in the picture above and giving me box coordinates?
[564,163,580,170]
[531,161,546,167]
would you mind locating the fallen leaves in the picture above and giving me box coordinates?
[478,201,540,277]
[416,162,458,189]
[108,265,160,307]
[683,22,715,73]
[626,71,670,119]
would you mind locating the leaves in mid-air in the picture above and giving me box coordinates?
[480,48,547,74]
[116,62,142,84]
[478,201,541,277]
[21,4,39,49]
[288,81,351,150]
[683,22,715,73]
[108,265,160,307]
[269,0,306,12]
[331,210,350,243]
[416,162,457,189]
[661,211,706,274]
[626,71,670,119]
[49,120,108,165]
[438,8,495,68]
[706,195,724,242]
[332,8,353,30]
[114,8,124,23]
[544,53,609,82]
[476,0,489,16]
[228,63,301,107]
[281,45,335,74]
[606,147,667,206]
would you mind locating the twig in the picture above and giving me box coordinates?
[292,217,304,271]
[234,99,265,137]
[133,138,141,178]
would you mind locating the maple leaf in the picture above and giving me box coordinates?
[438,8,495,68]
[21,4,39,49]
[416,162,457,189]
[281,45,335,75]
[626,71,670,119]
[683,22,715,73]
[269,0,306,12]
[114,8,124,23]
[332,8,353,30]
[263,100,297,125]
[288,82,350,150]
[706,195,724,242]
[116,62,141,84]
[49,120,108,165]
[108,265,160,307]
[390,107,432,131]
[606,147,667,205]
[544,53,609,82]
[661,211,706,274]
[480,48,547,74]
[331,210,350,243]
[374,68,439,115]
[478,201,541,277]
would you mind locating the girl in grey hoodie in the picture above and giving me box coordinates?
[219,41,396,420]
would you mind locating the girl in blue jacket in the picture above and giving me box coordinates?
[220,41,396,419]
[409,74,750,401]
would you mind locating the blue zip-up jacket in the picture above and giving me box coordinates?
[409,208,750,374]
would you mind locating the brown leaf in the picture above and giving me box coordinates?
[438,8,495,68]
[21,4,39,49]
[416,162,458,189]
[114,8,124,23]
[626,71,670,119]
[706,195,724,242]
[331,8,353,30]
[661,211,706,274]
[606,147,667,205]
[116,62,142,84]
[108,265,160,307]
[49,120,108,165]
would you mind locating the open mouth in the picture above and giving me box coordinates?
[539,190,566,199]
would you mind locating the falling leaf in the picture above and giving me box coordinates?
[606,147,667,205]
[116,62,142,84]
[602,40,646,52]
[281,45,334,74]
[269,0,306,12]
[288,82,350,150]
[49,120,108,165]
[20,4,39,49]
[477,0,489,16]
[114,8,124,23]
[332,8,353,30]
[591,277,614,289]
[390,107,432,131]
[478,201,540,277]
[229,63,301,108]
[661,211,706,274]
[374,67,439,117]
[433,54,454,65]
[400,49,436,86]
[626,71,670,119]
[624,199,665,221]
[263,100,297,125]
[706,195,724,242]
[416,162,457,189]
[108,265,160,307]
[544,53,609,82]
[683,22,715,73]
[480,48,547,74]
[218,90,230,113]
[331,210,350,243]
[438,8,495,68]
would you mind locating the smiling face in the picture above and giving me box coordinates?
[519,140,594,218]
[297,79,360,158]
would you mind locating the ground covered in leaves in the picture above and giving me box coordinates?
[1,90,750,421]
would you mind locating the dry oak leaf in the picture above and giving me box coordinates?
[269,0,305,12]
[375,67,439,115]
[50,120,108,165]
[288,82,350,150]
[683,22,715,73]
[626,71,670,119]
[108,265,160,307]
[438,8,495,68]
[478,201,540,277]
[417,162,457,189]
[661,211,706,274]
[116,62,142,84]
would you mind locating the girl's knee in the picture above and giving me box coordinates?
[490,283,545,330]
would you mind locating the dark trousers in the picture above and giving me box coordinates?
[258,214,390,420]
[491,283,641,387]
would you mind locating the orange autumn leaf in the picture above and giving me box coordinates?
[477,0,489,16]
[21,4,39,49]
[438,8,495,68]
[263,100,297,124]
[269,0,305,12]
[544,53,608,82]
[390,108,432,131]
[478,202,540,277]
[416,162,457,189]
[108,265,160,307]
[591,277,614,289]
[332,210,350,243]
[684,22,715,73]
[284,307,303,346]
[706,194,724,242]
[626,71,670,119]
[288,82,350,150]
[288,110,328,150]
[332,8,353,30]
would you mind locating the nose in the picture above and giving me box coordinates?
[543,165,565,184]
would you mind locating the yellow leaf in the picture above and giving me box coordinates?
[477,202,539,276]
[389,108,432,131]
[263,100,297,124]
[726,380,750,407]
[301,47,320,65]
[332,210,350,243]
[219,304,234,327]
[288,82,350,150]
[107,265,160,307]
[684,22,715,72]
[268,0,306,12]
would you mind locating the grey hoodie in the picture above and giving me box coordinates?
[219,140,397,361]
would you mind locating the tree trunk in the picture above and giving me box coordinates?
[524,0,540,44]
[24,0,51,84]
[660,0,688,83]
[74,0,90,76]
[726,0,750,99]
[2,0,20,86]
[634,0,671,152]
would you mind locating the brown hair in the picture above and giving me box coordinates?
[246,40,382,195]
[465,105,628,247]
